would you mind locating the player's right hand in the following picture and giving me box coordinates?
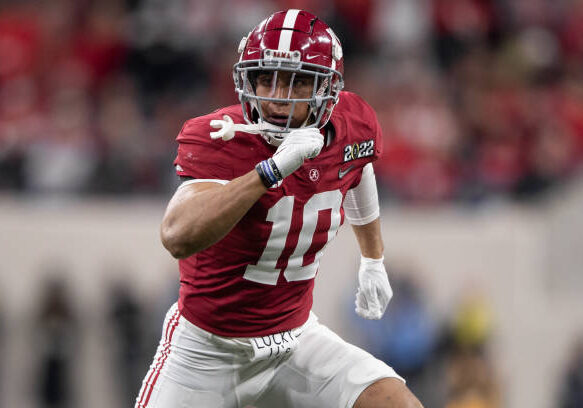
[271,128,324,179]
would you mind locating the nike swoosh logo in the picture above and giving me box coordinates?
[338,165,355,179]
[305,54,318,60]
[247,49,259,55]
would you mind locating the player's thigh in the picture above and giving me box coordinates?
[135,304,239,408]
[354,377,423,408]
[256,319,404,408]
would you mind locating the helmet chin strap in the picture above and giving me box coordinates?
[256,121,287,146]
[256,113,314,146]
[209,115,288,146]
[209,111,313,146]
[210,115,263,141]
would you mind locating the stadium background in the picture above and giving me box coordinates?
[1,0,583,407]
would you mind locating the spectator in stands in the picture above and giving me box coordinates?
[350,266,439,403]
[558,336,583,408]
[443,293,500,408]
[107,281,149,407]
[34,276,78,408]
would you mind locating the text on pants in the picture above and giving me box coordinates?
[250,330,299,361]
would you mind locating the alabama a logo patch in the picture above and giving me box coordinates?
[309,168,320,182]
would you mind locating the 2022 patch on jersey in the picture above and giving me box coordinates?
[173,91,383,337]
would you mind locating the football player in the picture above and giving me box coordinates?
[135,9,423,408]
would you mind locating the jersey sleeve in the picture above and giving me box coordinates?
[356,93,384,164]
[370,107,384,163]
[356,100,383,187]
[340,92,384,189]
[173,117,234,181]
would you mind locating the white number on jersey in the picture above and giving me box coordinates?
[243,190,343,285]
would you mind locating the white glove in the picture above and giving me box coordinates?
[271,128,324,179]
[355,256,393,320]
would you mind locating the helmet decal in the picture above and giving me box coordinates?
[277,9,301,51]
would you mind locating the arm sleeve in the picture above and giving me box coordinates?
[344,163,380,225]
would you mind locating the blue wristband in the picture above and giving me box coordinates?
[267,158,283,181]
[256,160,278,188]
[261,160,278,184]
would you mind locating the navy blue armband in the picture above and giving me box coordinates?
[256,160,278,188]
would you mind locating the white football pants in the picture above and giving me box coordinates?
[135,303,404,408]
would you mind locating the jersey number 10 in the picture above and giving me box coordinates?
[243,190,343,285]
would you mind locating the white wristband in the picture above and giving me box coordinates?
[344,163,380,225]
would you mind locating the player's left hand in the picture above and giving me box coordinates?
[355,256,393,320]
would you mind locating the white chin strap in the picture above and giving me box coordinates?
[210,115,289,146]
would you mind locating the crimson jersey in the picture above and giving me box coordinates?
[173,91,383,337]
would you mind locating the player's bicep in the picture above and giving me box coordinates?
[164,179,227,222]
[178,177,229,191]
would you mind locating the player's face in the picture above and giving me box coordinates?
[254,70,314,128]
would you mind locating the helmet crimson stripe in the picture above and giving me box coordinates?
[277,9,300,51]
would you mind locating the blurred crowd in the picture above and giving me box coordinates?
[10,265,583,408]
[1,0,583,203]
[351,272,501,408]
[351,267,583,408]
[24,273,169,408]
